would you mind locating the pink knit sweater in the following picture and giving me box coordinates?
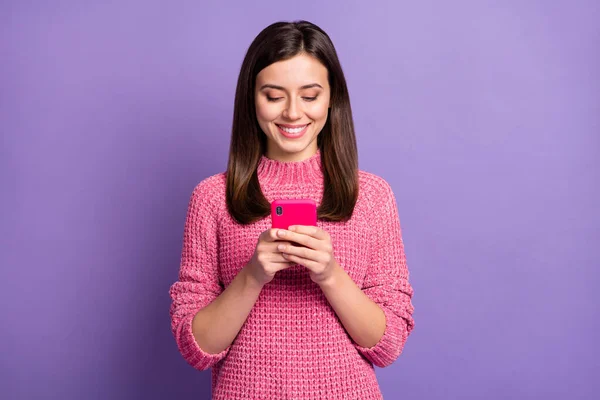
[169,150,415,399]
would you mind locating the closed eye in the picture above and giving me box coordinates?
[266,96,318,102]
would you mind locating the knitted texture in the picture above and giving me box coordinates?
[169,150,415,399]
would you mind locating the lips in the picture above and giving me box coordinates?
[276,123,310,139]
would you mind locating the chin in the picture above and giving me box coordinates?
[287,144,319,157]
[277,145,305,155]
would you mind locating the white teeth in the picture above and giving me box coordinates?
[279,125,307,134]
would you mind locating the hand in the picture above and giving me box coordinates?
[245,228,294,287]
[275,225,338,285]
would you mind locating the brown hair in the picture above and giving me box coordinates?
[226,20,359,225]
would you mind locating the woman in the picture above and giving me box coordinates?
[169,20,415,399]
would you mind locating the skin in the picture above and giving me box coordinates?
[191,54,386,355]
[254,53,331,162]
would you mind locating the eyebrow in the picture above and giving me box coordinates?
[259,83,323,91]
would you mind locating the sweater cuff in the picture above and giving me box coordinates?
[178,313,230,371]
[353,306,405,368]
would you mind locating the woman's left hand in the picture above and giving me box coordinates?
[275,225,338,285]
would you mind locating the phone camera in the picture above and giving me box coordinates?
[276,206,283,216]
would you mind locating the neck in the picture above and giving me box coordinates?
[266,142,319,163]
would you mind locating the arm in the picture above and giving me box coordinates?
[322,179,415,368]
[169,182,264,371]
[186,266,263,354]
[318,263,387,348]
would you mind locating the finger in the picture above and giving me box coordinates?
[271,253,293,267]
[274,262,294,273]
[276,229,319,249]
[289,225,329,240]
[272,258,293,263]
[271,252,293,263]
[270,241,292,252]
[262,228,285,242]
[281,253,320,271]
[277,243,323,263]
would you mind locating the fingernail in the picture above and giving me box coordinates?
[278,244,285,251]
[278,230,286,236]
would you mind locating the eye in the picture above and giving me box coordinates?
[267,96,283,102]
[303,96,317,102]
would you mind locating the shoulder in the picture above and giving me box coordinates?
[358,170,396,203]
[357,170,401,223]
[192,172,226,197]
[188,172,227,214]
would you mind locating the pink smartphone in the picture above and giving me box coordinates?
[271,199,317,230]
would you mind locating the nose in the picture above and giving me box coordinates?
[282,98,302,120]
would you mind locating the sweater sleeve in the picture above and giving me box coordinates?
[353,178,415,368]
[169,181,231,371]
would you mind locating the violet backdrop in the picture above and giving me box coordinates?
[1,1,598,399]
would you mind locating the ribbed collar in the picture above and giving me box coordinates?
[257,149,324,186]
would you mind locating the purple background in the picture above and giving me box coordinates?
[1,1,598,399]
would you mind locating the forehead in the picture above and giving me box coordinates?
[256,54,329,88]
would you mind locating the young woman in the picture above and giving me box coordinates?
[169,20,415,399]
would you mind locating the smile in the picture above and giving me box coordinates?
[276,124,310,139]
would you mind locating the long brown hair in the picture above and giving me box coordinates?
[226,20,359,225]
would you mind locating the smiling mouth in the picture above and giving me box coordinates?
[276,124,309,133]
[276,123,310,138]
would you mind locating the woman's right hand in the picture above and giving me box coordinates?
[245,228,293,287]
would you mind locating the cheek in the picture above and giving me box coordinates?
[307,103,330,123]
[255,100,280,122]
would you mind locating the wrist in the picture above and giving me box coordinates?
[317,262,344,290]
[241,265,265,291]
